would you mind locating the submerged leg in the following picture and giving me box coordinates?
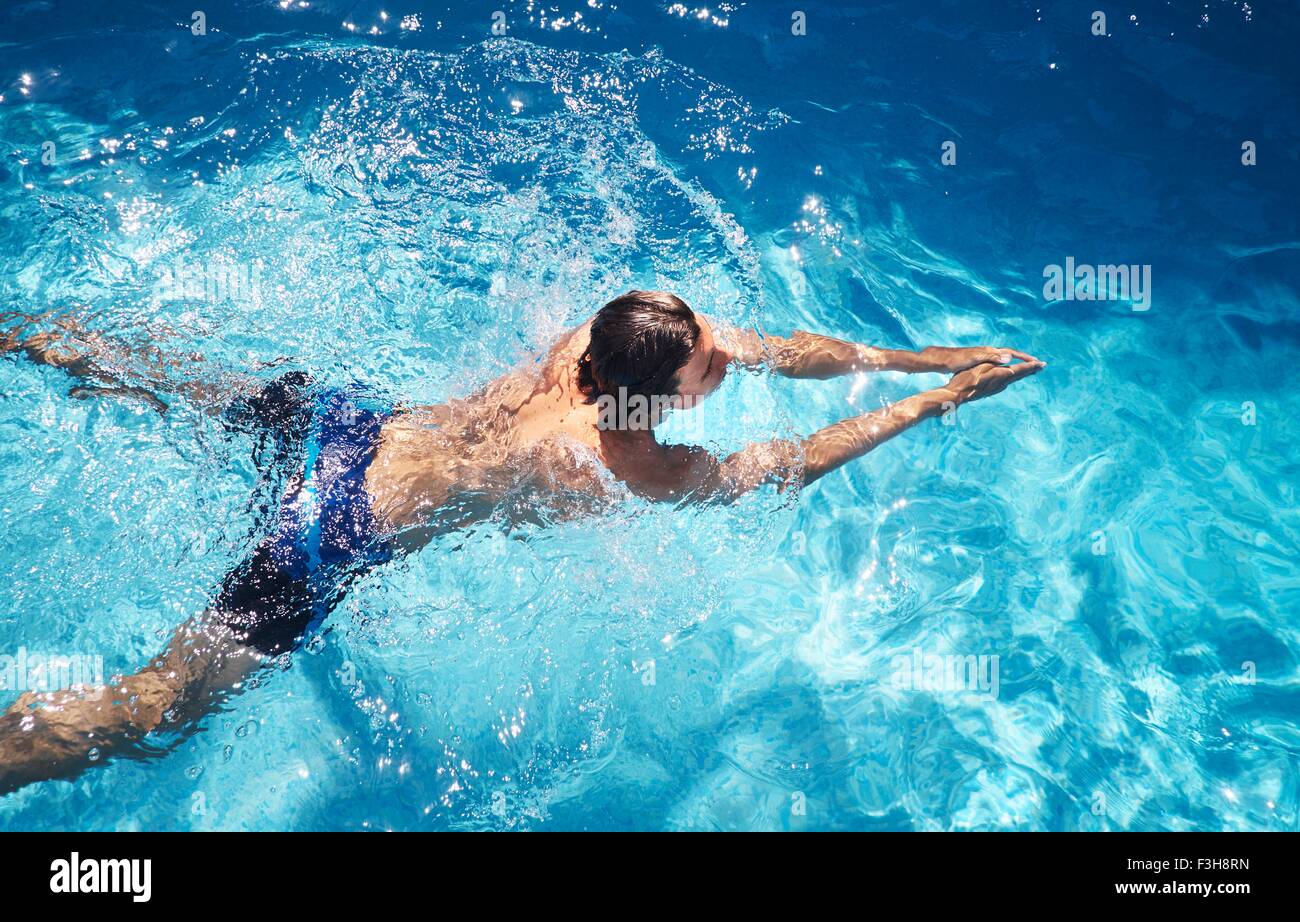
[0,377,387,796]
[1,307,255,414]
[0,524,340,796]
[0,617,263,795]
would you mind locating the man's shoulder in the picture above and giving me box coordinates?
[620,440,715,502]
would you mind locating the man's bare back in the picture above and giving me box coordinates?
[364,318,612,542]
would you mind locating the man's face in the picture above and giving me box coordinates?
[670,314,730,408]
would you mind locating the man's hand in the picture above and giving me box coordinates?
[914,346,1041,373]
[939,358,1046,405]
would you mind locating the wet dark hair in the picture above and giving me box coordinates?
[576,290,700,403]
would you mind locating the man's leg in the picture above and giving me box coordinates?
[0,617,264,796]
[0,317,325,794]
[1,307,254,413]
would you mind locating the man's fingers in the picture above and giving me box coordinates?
[1006,359,1045,381]
[990,348,1040,364]
[984,348,1041,365]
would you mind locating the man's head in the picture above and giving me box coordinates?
[577,290,728,412]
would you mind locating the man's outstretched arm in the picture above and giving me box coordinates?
[718,322,1039,380]
[678,359,1046,502]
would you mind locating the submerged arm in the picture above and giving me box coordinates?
[681,360,1045,502]
[720,323,1039,379]
[691,388,947,500]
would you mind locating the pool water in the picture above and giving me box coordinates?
[1,0,1297,830]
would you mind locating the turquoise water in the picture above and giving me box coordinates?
[1,1,1297,830]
